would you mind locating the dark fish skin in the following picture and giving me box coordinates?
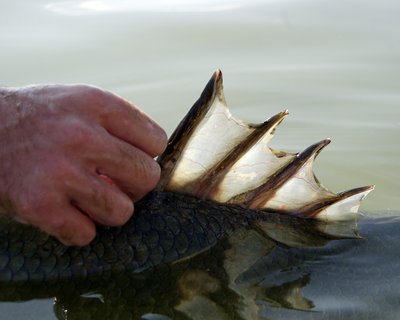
[0,190,314,284]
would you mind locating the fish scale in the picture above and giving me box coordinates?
[0,191,294,283]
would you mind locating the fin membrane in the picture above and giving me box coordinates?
[157,70,374,221]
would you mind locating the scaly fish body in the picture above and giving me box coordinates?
[0,191,315,283]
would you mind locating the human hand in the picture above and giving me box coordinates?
[0,84,167,246]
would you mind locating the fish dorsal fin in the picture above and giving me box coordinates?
[210,116,296,203]
[157,70,373,221]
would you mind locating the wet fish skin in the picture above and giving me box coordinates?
[0,190,310,283]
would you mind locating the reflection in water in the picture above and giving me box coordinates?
[2,216,399,320]
[263,274,314,311]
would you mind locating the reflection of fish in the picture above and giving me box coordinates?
[0,70,372,283]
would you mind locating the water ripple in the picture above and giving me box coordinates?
[45,0,266,15]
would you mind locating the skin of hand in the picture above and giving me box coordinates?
[0,84,167,246]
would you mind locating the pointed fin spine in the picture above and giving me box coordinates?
[237,139,331,209]
[192,111,289,199]
[157,70,223,189]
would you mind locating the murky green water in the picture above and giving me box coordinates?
[1,0,399,319]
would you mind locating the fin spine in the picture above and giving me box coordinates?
[238,139,331,209]
[157,70,222,189]
[192,111,289,199]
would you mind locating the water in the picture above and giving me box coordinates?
[0,0,399,319]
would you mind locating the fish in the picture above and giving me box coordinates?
[0,70,373,284]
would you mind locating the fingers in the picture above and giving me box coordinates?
[94,133,161,201]
[70,86,168,158]
[107,105,168,158]
[15,170,135,246]
[13,161,136,246]
[44,207,96,246]
[68,169,134,227]
[17,195,97,246]
[101,99,168,157]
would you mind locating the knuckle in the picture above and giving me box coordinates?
[65,84,110,118]
[64,120,96,147]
